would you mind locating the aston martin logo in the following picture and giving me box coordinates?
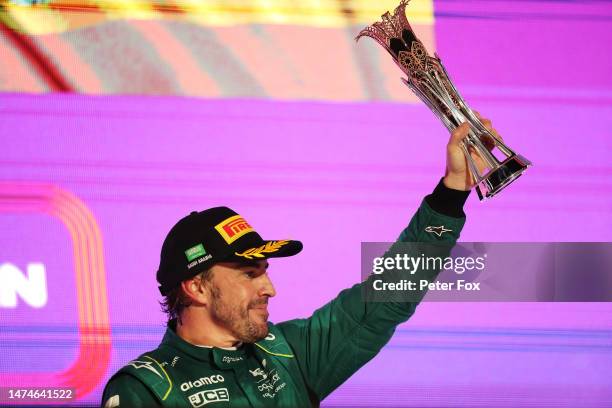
[425,225,452,237]
[129,359,163,378]
[249,368,268,380]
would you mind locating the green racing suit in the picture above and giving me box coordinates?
[102,182,469,407]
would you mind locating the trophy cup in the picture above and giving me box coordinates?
[356,0,531,200]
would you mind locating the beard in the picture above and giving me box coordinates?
[209,284,269,343]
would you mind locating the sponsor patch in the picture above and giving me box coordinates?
[249,367,267,380]
[221,355,244,364]
[128,360,162,378]
[181,375,225,392]
[187,253,213,270]
[188,388,229,407]
[185,244,207,262]
[251,366,286,399]
[214,215,253,244]
[425,225,452,237]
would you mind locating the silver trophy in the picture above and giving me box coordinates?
[356,0,531,200]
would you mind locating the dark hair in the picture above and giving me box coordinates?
[159,269,213,324]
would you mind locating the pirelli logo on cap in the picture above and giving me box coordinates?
[215,215,254,244]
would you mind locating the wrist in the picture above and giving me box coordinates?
[425,177,471,218]
[443,173,471,192]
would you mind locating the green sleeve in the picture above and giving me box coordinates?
[277,199,465,401]
[101,374,162,408]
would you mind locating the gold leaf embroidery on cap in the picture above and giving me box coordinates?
[235,240,290,259]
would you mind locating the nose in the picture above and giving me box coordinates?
[258,272,276,298]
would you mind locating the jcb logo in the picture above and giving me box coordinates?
[0,263,47,308]
[188,388,230,407]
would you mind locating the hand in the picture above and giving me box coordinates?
[443,112,501,191]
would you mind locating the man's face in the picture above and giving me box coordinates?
[206,259,276,343]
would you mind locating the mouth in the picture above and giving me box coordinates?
[250,305,268,313]
[249,303,269,319]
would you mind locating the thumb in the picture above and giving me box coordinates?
[448,122,470,147]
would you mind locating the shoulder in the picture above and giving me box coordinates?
[118,352,171,378]
[103,350,173,406]
[253,323,296,358]
[102,373,159,407]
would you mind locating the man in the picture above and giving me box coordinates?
[102,119,495,407]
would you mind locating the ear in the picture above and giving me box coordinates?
[180,277,210,306]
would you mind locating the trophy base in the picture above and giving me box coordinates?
[476,154,531,201]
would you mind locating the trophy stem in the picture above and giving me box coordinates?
[460,141,481,186]
[467,132,500,167]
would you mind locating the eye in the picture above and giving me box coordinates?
[244,270,257,279]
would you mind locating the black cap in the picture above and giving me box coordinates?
[156,207,303,296]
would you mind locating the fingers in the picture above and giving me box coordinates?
[474,111,492,131]
[454,112,505,156]
[474,110,503,142]
[493,128,503,141]
[449,122,470,147]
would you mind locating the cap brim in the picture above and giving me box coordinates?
[231,239,303,261]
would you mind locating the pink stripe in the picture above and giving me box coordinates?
[0,36,45,92]
[2,158,612,176]
[0,182,110,398]
[260,25,365,100]
[36,34,102,93]
[4,174,611,197]
[57,193,611,213]
[130,20,220,96]
[214,25,302,98]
